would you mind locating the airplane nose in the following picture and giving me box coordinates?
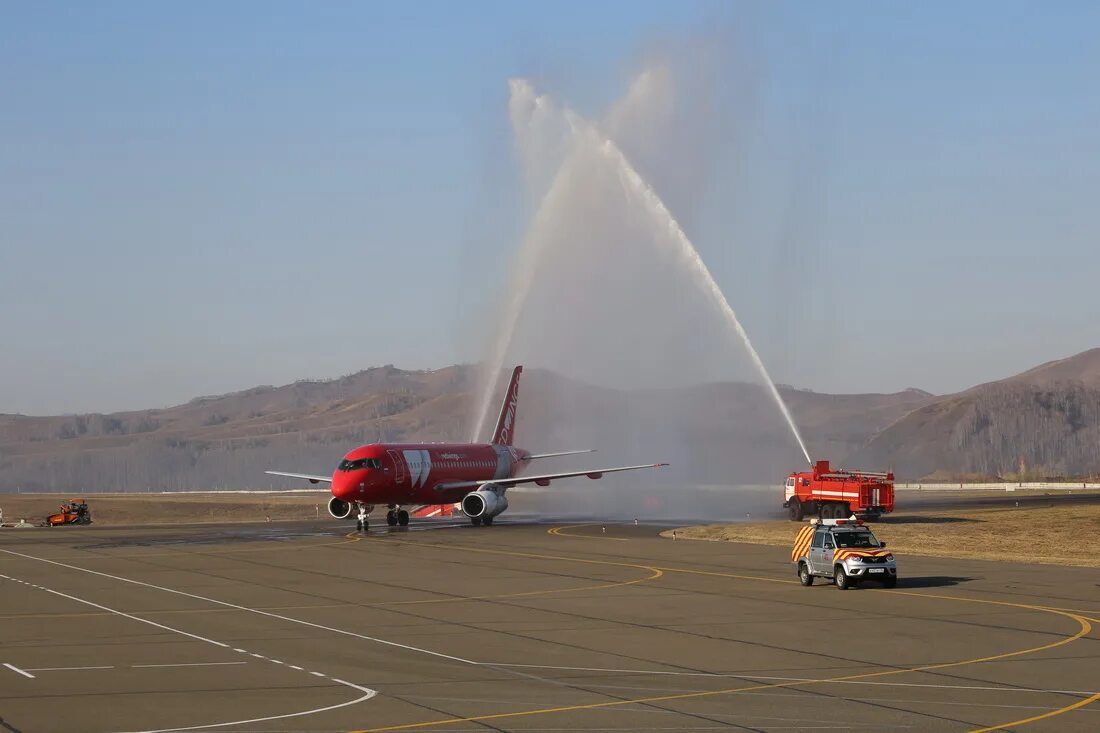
[331,473,355,501]
[332,471,371,501]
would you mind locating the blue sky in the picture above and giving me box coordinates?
[2,1,1097,414]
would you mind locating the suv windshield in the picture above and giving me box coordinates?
[833,530,879,549]
[337,458,382,471]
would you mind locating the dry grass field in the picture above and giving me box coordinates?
[663,503,1100,568]
[0,491,327,526]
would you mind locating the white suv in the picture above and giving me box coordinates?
[792,519,897,590]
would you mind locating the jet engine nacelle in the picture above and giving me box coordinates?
[461,486,508,519]
[328,496,354,520]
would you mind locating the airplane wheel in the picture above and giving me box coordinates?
[356,520,363,531]
[470,516,483,526]
[386,511,397,526]
[483,515,494,526]
[397,510,409,526]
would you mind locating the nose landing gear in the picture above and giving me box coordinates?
[355,503,372,531]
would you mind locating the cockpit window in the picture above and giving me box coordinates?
[337,458,382,471]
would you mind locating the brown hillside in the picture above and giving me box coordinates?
[849,349,1100,479]
[0,366,931,491]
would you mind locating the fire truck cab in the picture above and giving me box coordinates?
[784,460,894,521]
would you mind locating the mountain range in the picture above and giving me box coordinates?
[2,348,1098,492]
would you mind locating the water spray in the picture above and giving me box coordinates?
[567,114,812,466]
[475,79,813,467]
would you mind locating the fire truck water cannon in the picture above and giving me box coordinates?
[783,459,894,522]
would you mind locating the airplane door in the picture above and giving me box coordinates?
[387,450,406,486]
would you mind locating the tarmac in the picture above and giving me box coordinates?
[2,517,1099,732]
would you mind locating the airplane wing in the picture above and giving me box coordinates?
[434,463,667,493]
[525,449,596,459]
[265,470,332,484]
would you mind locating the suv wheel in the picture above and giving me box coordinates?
[798,562,814,586]
[835,565,854,590]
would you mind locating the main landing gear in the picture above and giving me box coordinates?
[385,507,410,527]
[469,515,493,527]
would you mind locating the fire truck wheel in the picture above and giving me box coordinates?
[836,502,850,518]
[788,499,803,521]
[798,562,813,586]
[834,566,854,590]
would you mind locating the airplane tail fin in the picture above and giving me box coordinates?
[491,366,522,446]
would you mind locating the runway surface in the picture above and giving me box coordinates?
[2,518,1099,732]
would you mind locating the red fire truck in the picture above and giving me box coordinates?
[783,460,894,521]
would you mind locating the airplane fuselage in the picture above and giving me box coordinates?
[269,365,665,528]
[332,442,533,507]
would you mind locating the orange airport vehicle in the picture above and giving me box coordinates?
[46,498,92,526]
[783,460,894,521]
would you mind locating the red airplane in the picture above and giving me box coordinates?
[267,366,666,529]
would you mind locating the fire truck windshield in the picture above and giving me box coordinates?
[834,531,879,549]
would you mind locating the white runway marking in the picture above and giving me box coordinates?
[23,663,248,673]
[1,570,233,650]
[3,662,35,679]
[1,567,377,732]
[25,665,116,671]
[132,662,248,669]
[1,548,479,667]
[124,678,377,733]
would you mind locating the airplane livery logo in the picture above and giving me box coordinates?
[497,377,519,445]
[402,449,433,489]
